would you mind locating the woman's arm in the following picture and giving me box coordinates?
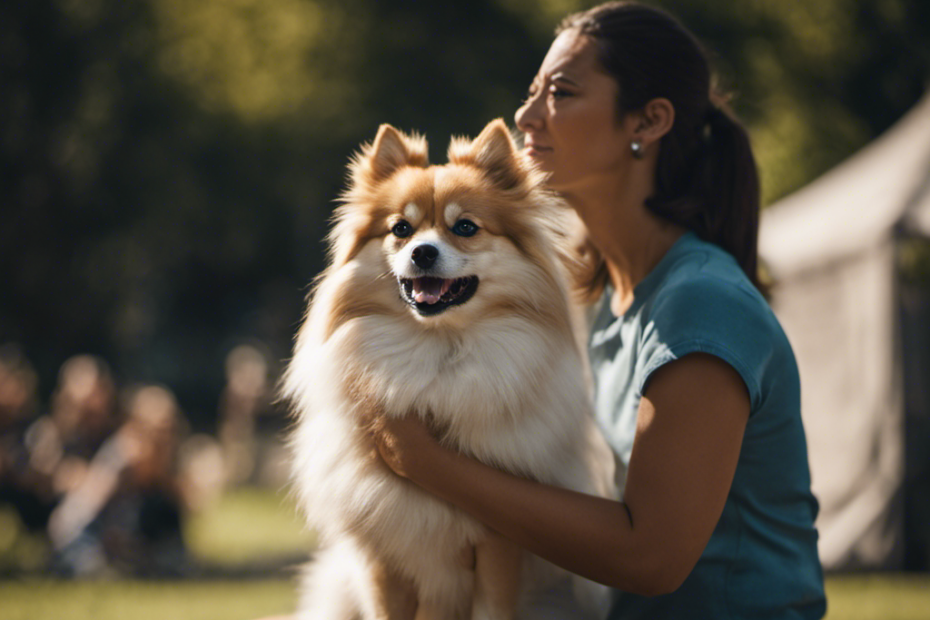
[371,352,749,595]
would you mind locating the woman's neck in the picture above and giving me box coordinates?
[562,177,685,316]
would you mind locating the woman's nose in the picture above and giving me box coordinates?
[514,93,543,133]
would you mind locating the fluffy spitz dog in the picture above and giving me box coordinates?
[283,119,614,620]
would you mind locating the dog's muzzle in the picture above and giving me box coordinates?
[398,276,479,316]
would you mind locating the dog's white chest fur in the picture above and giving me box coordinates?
[288,310,611,618]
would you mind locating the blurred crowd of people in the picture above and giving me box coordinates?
[0,343,286,578]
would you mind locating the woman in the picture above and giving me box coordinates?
[371,2,826,618]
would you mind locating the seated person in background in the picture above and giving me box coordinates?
[24,355,120,499]
[48,384,189,577]
[0,344,55,536]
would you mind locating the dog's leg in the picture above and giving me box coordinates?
[412,557,474,620]
[358,554,418,620]
[471,533,523,620]
[295,545,363,620]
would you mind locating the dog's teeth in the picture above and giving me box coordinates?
[402,275,476,310]
[412,277,447,304]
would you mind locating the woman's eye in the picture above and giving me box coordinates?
[452,219,479,237]
[549,86,572,99]
[392,220,414,238]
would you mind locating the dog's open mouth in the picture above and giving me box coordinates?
[399,276,479,315]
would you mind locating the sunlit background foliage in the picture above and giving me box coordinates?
[2,0,929,427]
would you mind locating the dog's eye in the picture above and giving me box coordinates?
[392,220,414,238]
[451,219,479,237]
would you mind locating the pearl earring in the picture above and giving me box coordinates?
[631,140,645,159]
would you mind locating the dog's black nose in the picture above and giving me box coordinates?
[411,244,439,269]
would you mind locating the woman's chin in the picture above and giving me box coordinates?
[542,174,572,193]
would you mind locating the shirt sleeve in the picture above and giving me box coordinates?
[636,272,776,413]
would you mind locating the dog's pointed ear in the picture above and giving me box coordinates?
[355,124,429,184]
[448,119,530,191]
[334,125,428,269]
[468,119,517,173]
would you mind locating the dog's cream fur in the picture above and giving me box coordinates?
[283,120,614,620]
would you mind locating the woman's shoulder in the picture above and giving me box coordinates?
[646,233,770,324]
[636,234,795,408]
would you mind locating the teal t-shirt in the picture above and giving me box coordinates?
[589,232,826,620]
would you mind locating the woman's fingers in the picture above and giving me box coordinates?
[368,414,439,479]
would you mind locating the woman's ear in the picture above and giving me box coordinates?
[633,97,675,149]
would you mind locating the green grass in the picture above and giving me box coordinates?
[184,486,316,567]
[0,486,309,619]
[0,574,928,620]
[0,579,298,620]
[1,486,316,573]
[3,487,929,619]
[824,574,930,620]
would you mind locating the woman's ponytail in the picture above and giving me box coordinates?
[702,104,762,291]
[647,101,763,292]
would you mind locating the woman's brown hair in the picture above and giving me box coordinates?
[559,1,764,297]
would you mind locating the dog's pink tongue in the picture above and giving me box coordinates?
[413,277,451,304]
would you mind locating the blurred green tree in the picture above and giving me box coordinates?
[1,0,927,424]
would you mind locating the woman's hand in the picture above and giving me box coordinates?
[366,413,442,480]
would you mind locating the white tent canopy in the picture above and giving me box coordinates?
[759,91,930,569]
[761,92,930,277]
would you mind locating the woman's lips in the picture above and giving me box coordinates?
[524,143,552,157]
